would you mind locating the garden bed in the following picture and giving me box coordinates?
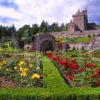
[47,51,100,87]
[0,52,43,88]
[0,53,100,99]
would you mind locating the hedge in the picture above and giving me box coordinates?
[0,87,100,100]
[0,57,100,100]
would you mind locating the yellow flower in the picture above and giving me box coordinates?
[6,69,9,71]
[0,67,2,70]
[24,68,28,71]
[28,57,31,60]
[20,67,23,71]
[2,60,6,64]
[21,72,27,77]
[20,67,28,72]
[14,67,17,70]
[29,64,33,68]
[19,61,26,66]
[37,55,41,57]
[36,66,40,70]
[31,73,40,79]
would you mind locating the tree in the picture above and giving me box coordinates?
[9,25,16,37]
[31,24,39,35]
[0,25,16,38]
[60,24,65,31]
[16,25,32,38]
[51,23,60,32]
[59,23,68,31]
[39,21,49,33]
[16,25,34,45]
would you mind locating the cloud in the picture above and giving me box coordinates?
[1,0,99,29]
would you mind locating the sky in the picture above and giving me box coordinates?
[0,0,100,29]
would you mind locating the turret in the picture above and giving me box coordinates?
[82,9,87,16]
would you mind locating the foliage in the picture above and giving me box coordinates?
[47,52,100,87]
[0,21,68,40]
[0,25,16,38]
[16,25,33,41]
[39,21,49,32]
[65,37,94,43]
[0,52,43,87]
[0,56,100,99]
[0,54,99,99]
[92,50,100,58]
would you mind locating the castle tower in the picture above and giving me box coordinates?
[68,9,88,32]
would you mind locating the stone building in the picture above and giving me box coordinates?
[68,9,95,33]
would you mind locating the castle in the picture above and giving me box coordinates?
[25,9,100,51]
[68,9,95,33]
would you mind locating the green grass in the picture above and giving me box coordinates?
[43,56,68,89]
[64,37,94,43]
[77,37,94,43]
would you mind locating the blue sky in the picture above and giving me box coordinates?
[0,0,100,29]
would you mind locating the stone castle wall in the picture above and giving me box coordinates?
[49,29,100,38]
[48,29,100,50]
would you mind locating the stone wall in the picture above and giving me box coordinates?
[48,29,100,50]
[27,29,100,51]
[49,29,100,38]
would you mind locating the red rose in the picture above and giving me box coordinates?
[85,62,96,68]
[47,52,53,58]
[68,75,75,81]
[93,69,100,77]
[95,82,100,86]
[59,59,67,65]
[78,68,86,73]
[71,64,78,70]
[53,56,60,62]
[67,62,78,70]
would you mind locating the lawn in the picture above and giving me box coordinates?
[64,36,94,43]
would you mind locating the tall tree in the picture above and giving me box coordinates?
[51,23,60,32]
[60,23,68,31]
[39,21,49,33]
[16,25,32,38]
[31,24,39,35]
[0,25,16,38]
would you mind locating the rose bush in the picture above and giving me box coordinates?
[47,52,100,87]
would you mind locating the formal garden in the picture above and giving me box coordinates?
[0,39,100,100]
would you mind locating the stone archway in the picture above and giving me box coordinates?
[40,40,54,52]
[34,33,56,52]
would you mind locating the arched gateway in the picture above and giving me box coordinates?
[32,33,56,52]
